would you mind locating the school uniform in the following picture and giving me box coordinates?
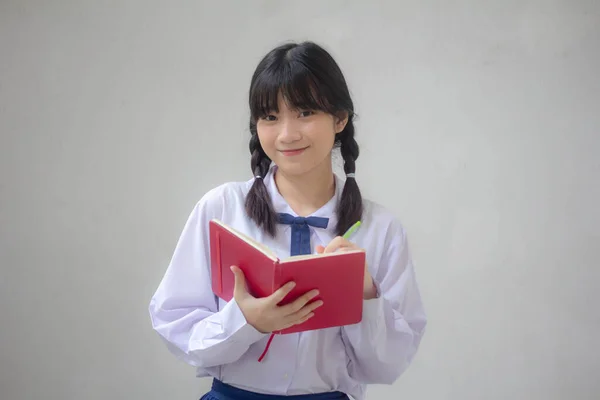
[149,164,427,400]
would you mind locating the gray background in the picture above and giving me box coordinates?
[1,1,599,399]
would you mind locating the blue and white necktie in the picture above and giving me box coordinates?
[277,213,329,256]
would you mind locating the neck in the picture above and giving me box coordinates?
[274,160,336,217]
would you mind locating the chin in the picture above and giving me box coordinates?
[275,162,312,177]
[275,159,330,178]
[272,153,332,178]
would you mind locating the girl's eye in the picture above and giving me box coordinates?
[262,114,277,121]
[299,110,314,118]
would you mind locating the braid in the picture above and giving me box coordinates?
[336,120,363,236]
[249,134,272,178]
[245,131,278,236]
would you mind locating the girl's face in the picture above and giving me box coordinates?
[257,93,347,177]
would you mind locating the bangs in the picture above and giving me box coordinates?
[250,59,337,120]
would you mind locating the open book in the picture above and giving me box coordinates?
[209,219,365,334]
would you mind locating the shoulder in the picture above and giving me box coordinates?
[192,177,254,221]
[361,197,407,243]
[359,198,412,275]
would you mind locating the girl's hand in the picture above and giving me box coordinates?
[230,265,324,333]
[316,237,378,300]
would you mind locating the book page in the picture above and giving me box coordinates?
[281,249,365,263]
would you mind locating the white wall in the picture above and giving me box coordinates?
[1,1,598,399]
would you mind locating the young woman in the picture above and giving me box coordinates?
[149,41,427,400]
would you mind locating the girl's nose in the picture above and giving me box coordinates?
[278,119,302,142]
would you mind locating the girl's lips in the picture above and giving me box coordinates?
[279,147,308,156]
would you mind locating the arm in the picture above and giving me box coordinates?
[341,221,427,384]
[148,197,267,368]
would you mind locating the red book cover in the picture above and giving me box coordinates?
[209,219,365,334]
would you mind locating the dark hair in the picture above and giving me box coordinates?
[245,41,363,237]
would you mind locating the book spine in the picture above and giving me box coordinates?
[275,259,284,294]
[215,231,222,294]
[273,261,282,335]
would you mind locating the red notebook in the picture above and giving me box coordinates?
[209,219,365,334]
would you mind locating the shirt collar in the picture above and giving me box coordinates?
[263,164,343,238]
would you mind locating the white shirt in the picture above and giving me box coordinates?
[148,165,427,400]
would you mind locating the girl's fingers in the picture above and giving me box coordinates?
[322,236,355,253]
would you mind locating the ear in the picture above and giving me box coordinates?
[334,112,349,134]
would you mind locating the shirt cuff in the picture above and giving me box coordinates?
[361,295,385,325]
[221,298,268,344]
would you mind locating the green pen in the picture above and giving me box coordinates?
[342,220,362,239]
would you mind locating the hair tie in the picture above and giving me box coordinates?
[255,175,263,180]
[346,173,356,179]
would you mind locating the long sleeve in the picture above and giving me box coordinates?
[148,192,267,368]
[341,220,427,384]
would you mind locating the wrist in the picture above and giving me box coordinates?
[363,279,378,300]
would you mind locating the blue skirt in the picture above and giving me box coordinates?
[201,379,349,400]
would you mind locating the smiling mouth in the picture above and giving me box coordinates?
[279,147,308,156]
